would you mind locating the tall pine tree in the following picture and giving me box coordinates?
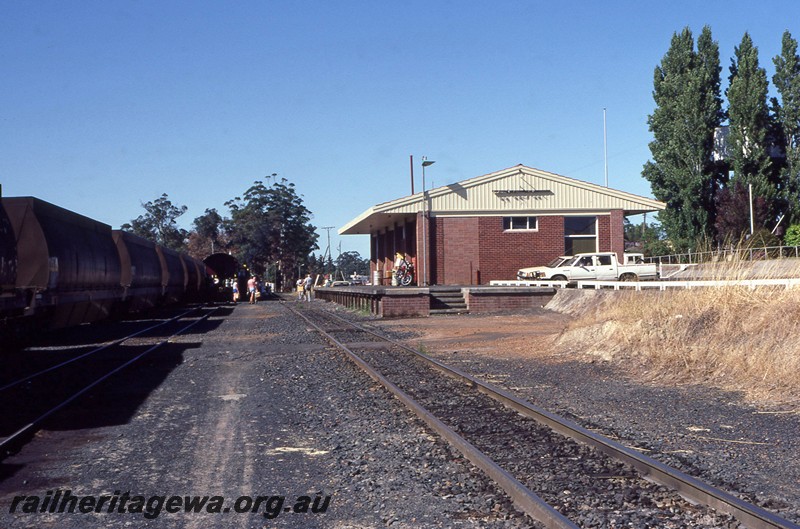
[643,26,723,251]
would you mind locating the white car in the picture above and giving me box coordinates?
[517,252,658,282]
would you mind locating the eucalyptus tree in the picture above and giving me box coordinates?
[336,251,369,277]
[187,207,225,258]
[225,177,318,285]
[121,193,189,251]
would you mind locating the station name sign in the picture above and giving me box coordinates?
[493,189,554,202]
[493,189,554,197]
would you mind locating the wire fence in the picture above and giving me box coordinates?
[643,245,800,265]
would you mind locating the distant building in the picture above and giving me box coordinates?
[713,125,785,162]
[339,165,665,285]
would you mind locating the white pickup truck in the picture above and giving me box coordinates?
[516,252,658,282]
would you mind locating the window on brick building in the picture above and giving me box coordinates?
[502,216,538,231]
[564,216,597,254]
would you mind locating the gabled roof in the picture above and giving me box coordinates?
[340,165,665,235]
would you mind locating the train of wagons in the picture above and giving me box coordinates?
[0,196,236,340]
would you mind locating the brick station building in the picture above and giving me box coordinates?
[339,165,665,286]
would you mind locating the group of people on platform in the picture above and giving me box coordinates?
[231,275,263,304]
[296,273,314,302]
[229,273,315,303]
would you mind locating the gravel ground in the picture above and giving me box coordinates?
[345,339,740,528]
[1,301,536,529]
[345,302,800,526]
[4,296,798,528]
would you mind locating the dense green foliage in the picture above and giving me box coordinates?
[642,26,723,251]
[624,217,671,256]
[773,32,800,224]
[644,28,800,252]
[784,224,800,246]
[188,208,224,256]
[726,33,775,208]
[121,193,189,251]
[124,176,320,289]
[713,182,769,242]
[225,178,318,284]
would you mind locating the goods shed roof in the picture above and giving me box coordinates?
[340,165,665,235]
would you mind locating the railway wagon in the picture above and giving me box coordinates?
[181,254,208,302]
[1,197,123,329]
[203,252,241,301]
[112,230,163,313]
[0,201,20,316]
[1,196,213,341]
[156,245,188,305]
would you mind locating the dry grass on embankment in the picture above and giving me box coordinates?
[549,261,800,405]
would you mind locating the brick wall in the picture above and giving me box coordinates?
[439,217,480,284]
[596,211,625,259]
[430,215,443,285]
[610,210,625,257]
[476,216,566,283]
[416,211,431,286]
[374,211,627,286]
[466,289,555,312]
[380,292,429,317]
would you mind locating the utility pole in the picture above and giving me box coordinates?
[321,226,335,271]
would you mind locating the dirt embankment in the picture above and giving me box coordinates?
[546,287,800,406]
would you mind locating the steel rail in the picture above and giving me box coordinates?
[288,304,578,529]
[0,307,202,393]
[0,307,219,457]
[318,308,800,529]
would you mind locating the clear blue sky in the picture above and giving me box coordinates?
[3,0,799,258]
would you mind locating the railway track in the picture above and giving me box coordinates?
[0,305,220,458]
[287,302,799,529]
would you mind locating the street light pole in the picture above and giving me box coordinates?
[421,157,435,286]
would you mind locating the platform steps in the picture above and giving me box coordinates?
[429,287,468,315]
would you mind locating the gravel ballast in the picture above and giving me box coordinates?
[351,301,800,526]
[3,296,798,528]
[1,301,534,528]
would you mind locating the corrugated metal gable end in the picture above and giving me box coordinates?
[376,165,663,215]
[340,165,664,234]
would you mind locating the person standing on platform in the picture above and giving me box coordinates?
[247,276,257,304]
[303,273,313,302]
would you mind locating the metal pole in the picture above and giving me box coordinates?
[749,184,754,236]
[421,157,435,286]
[422,160,427,286]
[603,108,609,188]
[410,155,415,195]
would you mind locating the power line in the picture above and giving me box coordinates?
[320,226,335,263]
